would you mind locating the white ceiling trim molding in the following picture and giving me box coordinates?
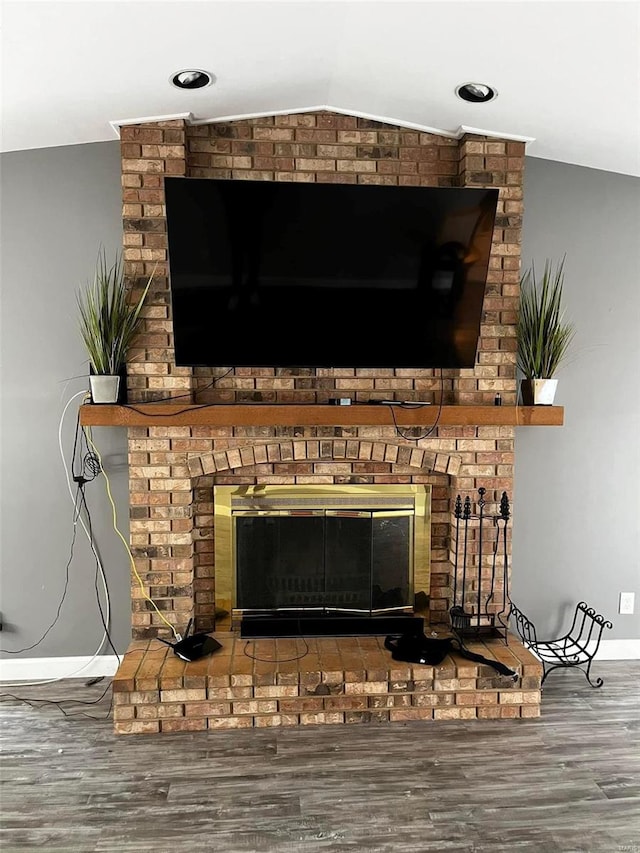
[457,125,535,144]
[109,106,535,145]
[190,105,330,127]
[109,113,194,137]
[190,105,466,140]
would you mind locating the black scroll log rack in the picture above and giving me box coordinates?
[509,600,613,687]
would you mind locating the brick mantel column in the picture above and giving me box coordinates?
[121,121,198,637]
[458,133,523,408]
[121,119,193,404]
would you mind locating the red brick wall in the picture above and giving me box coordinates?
[120,111,524,639]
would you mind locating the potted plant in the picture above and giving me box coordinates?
[517,256,575,405]
[77,248,152,403]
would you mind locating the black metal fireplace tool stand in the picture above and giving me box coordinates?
[449,488,511,643]
[509,600,613,687]
[447,488,613,687]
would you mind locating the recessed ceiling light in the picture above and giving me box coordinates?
[455,82,498,103]
[170,70,213,90]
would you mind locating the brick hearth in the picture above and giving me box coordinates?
[113,634,542,734]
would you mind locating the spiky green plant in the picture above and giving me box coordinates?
[77,249,152,375]
[517,257,575,379]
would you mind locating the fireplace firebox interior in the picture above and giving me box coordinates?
[213,485,431,635]
[236,510,412,612]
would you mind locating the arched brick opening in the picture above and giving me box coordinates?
[187,439,462,479]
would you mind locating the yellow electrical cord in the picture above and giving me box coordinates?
[83,428,180,641]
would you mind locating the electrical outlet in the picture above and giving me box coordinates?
[619,592,635,615]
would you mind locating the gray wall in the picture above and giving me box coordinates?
[513,157,640,641]
[0,142,132,657]
[1,144,638,661]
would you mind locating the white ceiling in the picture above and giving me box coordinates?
[2,1,639,176]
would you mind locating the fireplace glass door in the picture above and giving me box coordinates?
[235,509,412,615]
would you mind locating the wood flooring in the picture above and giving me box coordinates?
[1,661,639,852]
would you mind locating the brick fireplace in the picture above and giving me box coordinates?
[96,111,548,732]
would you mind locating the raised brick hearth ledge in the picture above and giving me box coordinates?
[113,633,543,734]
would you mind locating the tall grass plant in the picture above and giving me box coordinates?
[77,249,152,375]
[517,257,575,379]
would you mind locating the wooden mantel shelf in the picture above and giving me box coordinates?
[79,404,564,428]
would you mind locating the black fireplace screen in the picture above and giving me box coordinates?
[235,510,412,614]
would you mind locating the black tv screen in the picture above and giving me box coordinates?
[164,177,499,369]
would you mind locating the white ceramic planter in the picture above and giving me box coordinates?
[90,374,120,404]
[520,378,558,406]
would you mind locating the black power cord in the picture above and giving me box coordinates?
[78,487,121,665]
[0,680,114,721]
[0,644,152,721]
[71,406,100,485]
[0,434,122,719]
[386,368,445,442]
[117,367,235,416]
[0,485,81,655]
[243,635,310,664]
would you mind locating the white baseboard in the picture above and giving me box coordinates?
[525,639,640,663]
[0,655,120,683]
[594,639,640,660]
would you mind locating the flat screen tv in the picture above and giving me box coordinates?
[164,177,499,369]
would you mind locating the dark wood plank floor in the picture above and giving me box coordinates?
[1,661,639,852]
